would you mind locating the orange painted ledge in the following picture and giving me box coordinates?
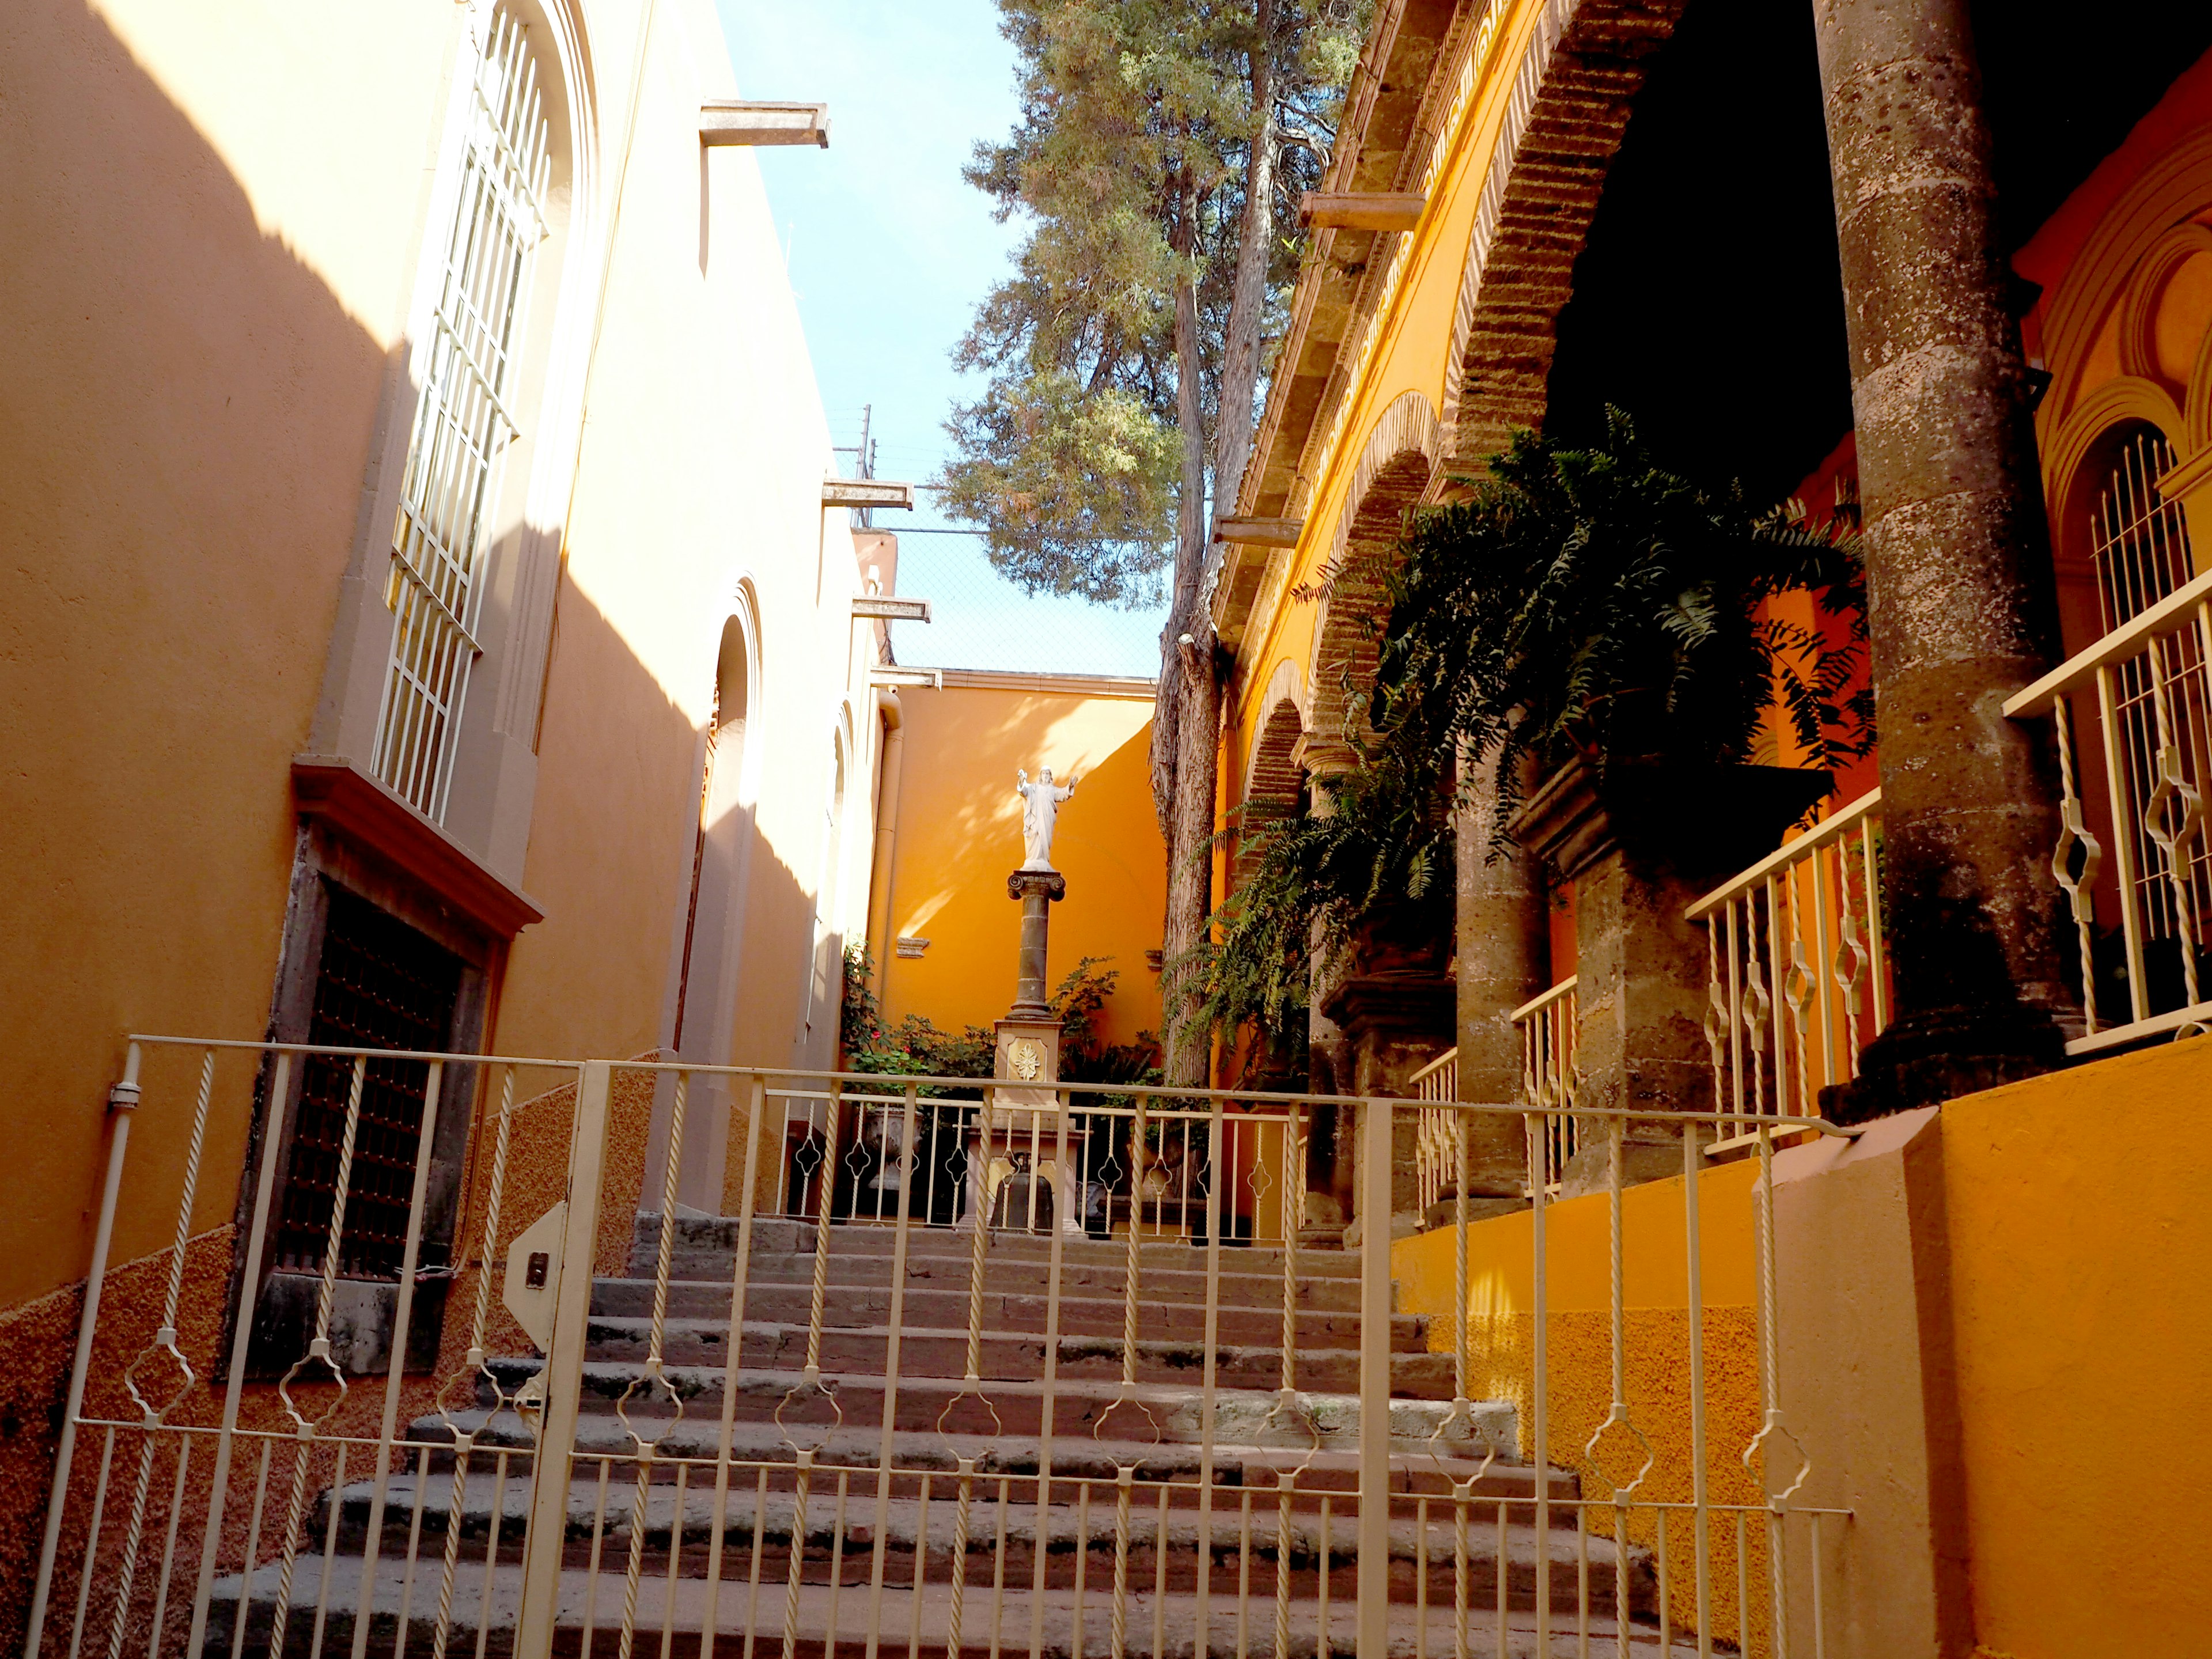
[291,754,544,938]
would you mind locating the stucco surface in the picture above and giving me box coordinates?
[1393,1156,1771,1649]
[0,1065,655,1647]
[1941,1039,2212,1654]
[880,684,1165,1051]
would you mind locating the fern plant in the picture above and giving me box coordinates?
[1176,747,1450,1051]
[1370,411,1872,852]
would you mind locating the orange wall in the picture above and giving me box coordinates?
[0,0,878,1310]
[1940,1039,2212,1655]
[877,677,1165,1052]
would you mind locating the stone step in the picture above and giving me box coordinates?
[615,1259,1371,1319]
[589,1286,1414,1349]
[308,1474,1643,1613]
[418,1385,1517,1471]
[385,1416,1543,1503]
[204,1552,1671,1659]
[575,1316,1432,1381]
[630,1216,1365,1289]
[479,1355,1464,1438]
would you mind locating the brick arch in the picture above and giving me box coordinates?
[1440,0,1690,476]
[1306,392,1440,767]
[1237,694,1308,881]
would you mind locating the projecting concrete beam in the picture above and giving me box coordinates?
[869,666,941,690]
[1298,191,1426,232]
[823,479,914,509]
[1212,516,1304,547]
[853,596,931,622]
[700,101,830,148]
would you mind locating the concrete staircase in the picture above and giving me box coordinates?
[205,1216,1660,1656]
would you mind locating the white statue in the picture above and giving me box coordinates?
[1014,766,1077,870]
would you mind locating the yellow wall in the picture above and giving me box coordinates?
[1940,1038,2212,1656]
[1224,1,1547,804]
[0,0,876,1452]
[1392,1036,2212,1656]
[1393,1152,1772,1648]
[878,676,1165,1052]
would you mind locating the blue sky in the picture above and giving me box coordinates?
[717,0,1169,677]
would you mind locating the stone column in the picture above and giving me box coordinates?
[1301,747,1355,1237]
[1007,869,1065,1016]
[1325,974,1456,1247]
[1455,749,1552,1216]
[1513,760,1834,1191]
[1812,0,2069,1113]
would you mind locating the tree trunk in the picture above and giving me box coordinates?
[1157,6,1276,1089]
[1161,165,1218,1087]
[1213,0,1275,512]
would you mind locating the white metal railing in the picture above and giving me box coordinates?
[372,7,550,820]
[1410,1048,1457,1215]
[2007,566,2212,1052]
[1515,977,1579,1194]
[1687,792,1888,1126]
[29,1033,1854,1659]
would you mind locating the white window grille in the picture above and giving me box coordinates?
[372,7,551,820]
[2091,427,2210,946]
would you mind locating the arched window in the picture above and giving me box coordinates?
[2090,423,2195,628]
[372,6,554,819]
[673,615,753,1051]
[2080,423,2210,954]
[798,733,849,1062]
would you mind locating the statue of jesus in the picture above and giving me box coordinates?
[1014,767,1077,871]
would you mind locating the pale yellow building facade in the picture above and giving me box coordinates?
[1,0,888,1625]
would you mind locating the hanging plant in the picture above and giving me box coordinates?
[1369,410,1872,853]
[1175,745,1450,1051]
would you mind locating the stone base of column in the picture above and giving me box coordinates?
[1821,1003,2065,1123]
[1321,971,1455,1245]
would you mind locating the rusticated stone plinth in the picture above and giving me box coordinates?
[1511,757,1830,1194]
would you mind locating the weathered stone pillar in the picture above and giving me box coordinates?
[1812,0,2069,1113]
[1514,760,1832,1191]
[1455,750,1552,1216]
[1302,749,1355,1237]
[1325,974,1456,1247]
[1007,869,1065,1016]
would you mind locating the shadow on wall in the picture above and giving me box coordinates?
[0,0,406,1321]
[887,701,1165,1047]
[0,3,826,1637]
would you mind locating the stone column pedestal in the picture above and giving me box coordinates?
[1456,749,1553,1216]
[1006,868,1066,1017]
[1510,757,1832,1195]
[956,868,1081,1234]
[1321,972,1456,1247]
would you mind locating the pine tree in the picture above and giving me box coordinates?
[942,0,1363,1082]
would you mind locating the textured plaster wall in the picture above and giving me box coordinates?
[1941,1039,2212,1656]
[1223,0,1548,798]
[0,1066,653,1650]
[1393,1156,1772,1650]
[1,0,877,1628]
[0,0,456,1321]
[878,684,1164,1051]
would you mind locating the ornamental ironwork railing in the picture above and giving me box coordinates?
[1686,793,1888,1125]
[29,1035,1854,1659]
[2007,566,2212,1053]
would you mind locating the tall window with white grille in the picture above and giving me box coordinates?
[372,8,551,820]
[2090,425,2209,948]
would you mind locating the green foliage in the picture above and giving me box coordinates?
[1175,749,1449,1047]
[1051,956,1163,1085]
[839,945,1160,1086]
[1370,412,1873,851]
[938,0,1368,601]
